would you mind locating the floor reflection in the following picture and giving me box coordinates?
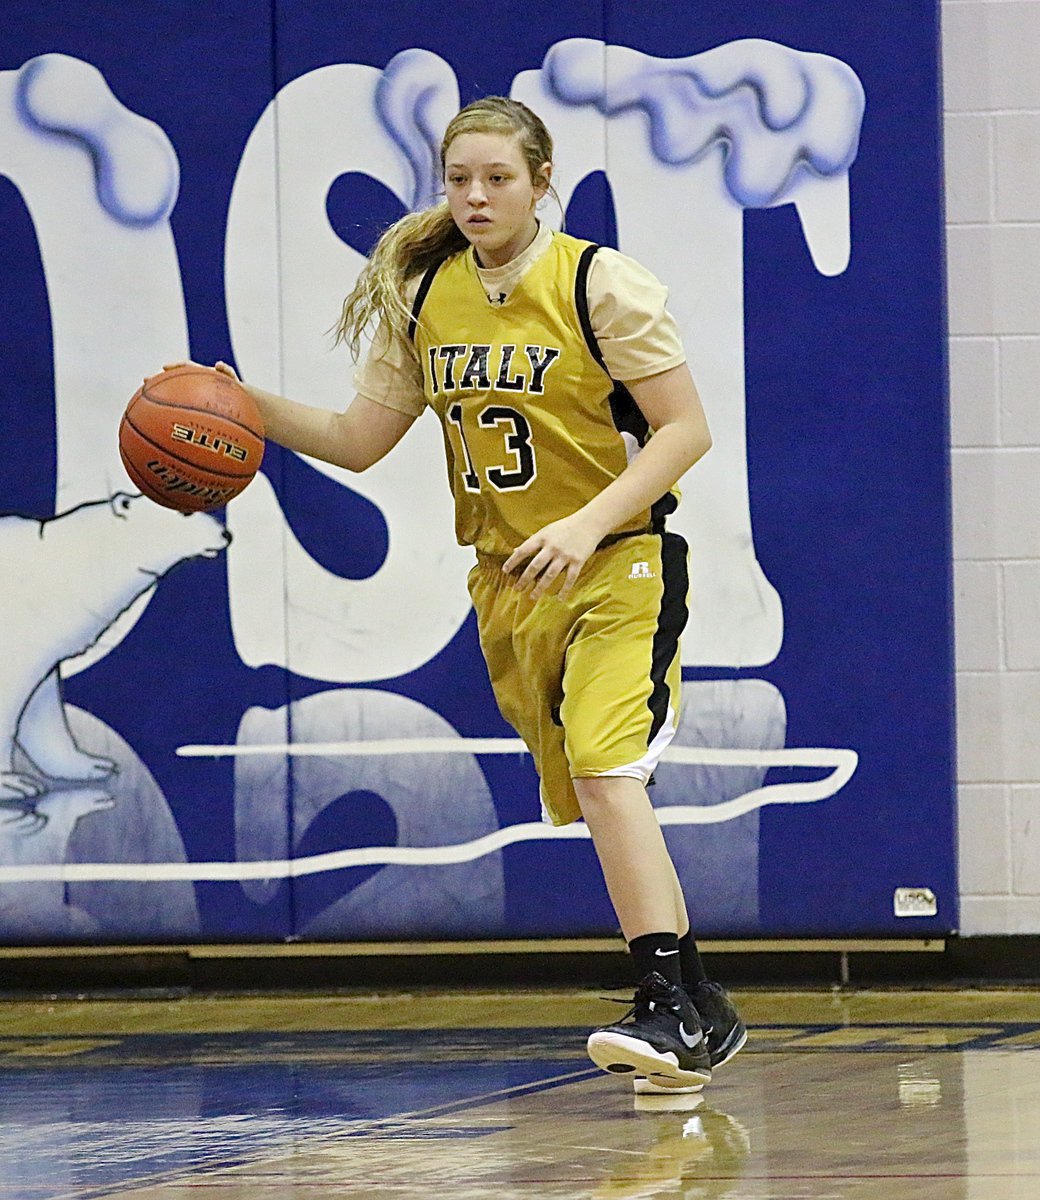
[0,996,1035,1198]
[597,1095,752,1200]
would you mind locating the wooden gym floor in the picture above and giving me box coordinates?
[0,986,1038,1199]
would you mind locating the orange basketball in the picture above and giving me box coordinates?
[118,366,265,512]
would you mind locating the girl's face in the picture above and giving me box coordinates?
[444,131,550,268]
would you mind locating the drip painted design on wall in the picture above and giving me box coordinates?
[0,11,952,939]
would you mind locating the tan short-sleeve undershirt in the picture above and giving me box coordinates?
[353,224,686,419]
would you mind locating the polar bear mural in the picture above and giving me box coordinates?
[0,493,230,803]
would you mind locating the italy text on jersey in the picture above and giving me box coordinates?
[424,343,561,395]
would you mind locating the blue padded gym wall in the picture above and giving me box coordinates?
[0,1,953,941]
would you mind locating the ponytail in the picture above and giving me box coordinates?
[333,201,468,357]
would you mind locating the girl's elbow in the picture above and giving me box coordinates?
[689,427,712,465]
[339,442,390,473]
[327,414,372,472]
[338,450,373,473]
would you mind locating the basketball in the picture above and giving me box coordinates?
[118,365,265,512]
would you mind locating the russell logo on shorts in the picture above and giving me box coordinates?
[628,561,655,580]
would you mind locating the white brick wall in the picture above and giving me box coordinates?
[943,0,1040,933]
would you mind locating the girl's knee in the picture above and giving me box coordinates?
[572,774,648,812]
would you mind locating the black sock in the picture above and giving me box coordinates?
[678,930,708,987]
[628,931,681,985]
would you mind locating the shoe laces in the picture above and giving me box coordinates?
[598,995,645,1024]
[601,976,683,1024]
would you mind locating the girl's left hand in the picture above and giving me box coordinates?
[503,512,605,600]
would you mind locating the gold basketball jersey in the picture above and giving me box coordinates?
[409,232,671,556]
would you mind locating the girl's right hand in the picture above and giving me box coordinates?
[160,359,240,381]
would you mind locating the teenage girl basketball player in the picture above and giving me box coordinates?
[172,96,745,1093]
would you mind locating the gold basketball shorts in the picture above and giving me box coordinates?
[468,531,689,826]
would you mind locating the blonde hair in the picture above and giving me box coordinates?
[334,96,555,357]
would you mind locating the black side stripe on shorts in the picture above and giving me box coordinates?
[647,532,690,745]
[575,243,678,533]
[407,263,441,342]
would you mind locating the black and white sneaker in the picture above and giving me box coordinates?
[587,971,712,1089]
[690,980,747,1068]
[634,980,746,1094]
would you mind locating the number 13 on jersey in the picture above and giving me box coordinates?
[446,403,537,493]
